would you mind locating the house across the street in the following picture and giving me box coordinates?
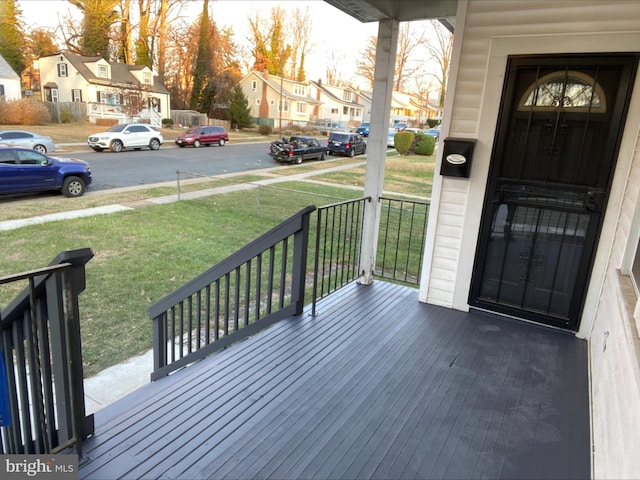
[37,52,170,126]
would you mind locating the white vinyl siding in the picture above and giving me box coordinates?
[421,1,640,477]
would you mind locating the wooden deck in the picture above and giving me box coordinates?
[78,281,590,479]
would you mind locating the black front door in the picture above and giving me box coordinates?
[470,54,637,330]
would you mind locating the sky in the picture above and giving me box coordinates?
[16,0,381,84]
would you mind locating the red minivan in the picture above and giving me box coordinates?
[175,126,229,148]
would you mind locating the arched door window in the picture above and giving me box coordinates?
[518,70,606,112]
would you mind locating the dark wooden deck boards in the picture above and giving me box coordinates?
[78,281,590,480]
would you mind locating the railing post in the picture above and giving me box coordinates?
[292,208,312,315]
[153,312,168,374]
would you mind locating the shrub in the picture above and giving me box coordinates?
[414,134,436,156]
[60,108,74,123]
[162,118,174,128]
[258,124,273,135]
[394,131,414,155]
[0,98,51,125]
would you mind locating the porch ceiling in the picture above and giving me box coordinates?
[323,0,457,30]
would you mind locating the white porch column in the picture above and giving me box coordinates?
[359,18,399,285]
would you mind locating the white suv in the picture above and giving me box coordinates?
[88,124,163,152]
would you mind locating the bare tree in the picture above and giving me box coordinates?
[355,35,376,89]
[424,20,453,108]
[394,23,426,91]
[356,24,427,92]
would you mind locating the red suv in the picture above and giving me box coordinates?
[175,126,229,148]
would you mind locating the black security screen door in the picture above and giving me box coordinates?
[470,55,637,330]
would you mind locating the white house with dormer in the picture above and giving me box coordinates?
[38,52,170,125]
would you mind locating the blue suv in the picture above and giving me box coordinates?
[356,122,370,137]
[0,147,92,197]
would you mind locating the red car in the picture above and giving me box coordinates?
[175,126,229,148]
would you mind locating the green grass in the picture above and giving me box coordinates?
[0,155,435,376]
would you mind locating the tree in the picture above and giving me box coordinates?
[356,24,426,92]
[248,5,312,80]
[189,0,210,110]
[227,84,252,129]
[116,0,133,63]
[424,20,453,108]
[394,23,426,91]
[134,0,151,67]
[355,35,376,89]
[68,0,119,57]
[0,0,26,75]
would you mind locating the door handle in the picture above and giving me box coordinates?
[586,190,603,212]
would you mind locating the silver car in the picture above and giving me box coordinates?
[0,130,56,153]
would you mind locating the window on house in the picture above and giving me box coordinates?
[251,80,257,92]
[343,106,349,115]
[143,72,152,84]
[331,108,339,114]
[72,89,82,102]
[296,102,306,113]
[270,100,275,105]
[98,65,108,78]
[58,63,67,77]
[98,91,121,105]
[278,100,289,112]
[294,84,305,95]
[0,85,4,97]
[50,89,59,102]
[343,91,352,101]
[256,99,261,105]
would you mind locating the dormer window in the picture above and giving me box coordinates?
[143,72,152,84]
[294,84,305,95]
[343,91,352,102]
[98,64,108,78]
[57,63,67,77]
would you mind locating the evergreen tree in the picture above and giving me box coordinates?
[69,0,118,57]
[227,85,252,130]
[0,0,26,75]
[189,0,210,110]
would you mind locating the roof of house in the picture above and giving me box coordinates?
[309,80,365,108]
[0,54,20,79]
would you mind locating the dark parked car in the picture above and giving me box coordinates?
[327,132,367,157]
[356,122,370,136]
[0,147,92,197]
[271,135,328,164]
[175,125,229,148]
[0,130,56,153]
[424,126,441,141]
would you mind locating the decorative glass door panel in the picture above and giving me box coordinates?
[470,55,637,330]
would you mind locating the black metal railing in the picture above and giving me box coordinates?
[376,197,430,285]
[150,206,316,380]
[0,248,95,456]
[312,197,370,315]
